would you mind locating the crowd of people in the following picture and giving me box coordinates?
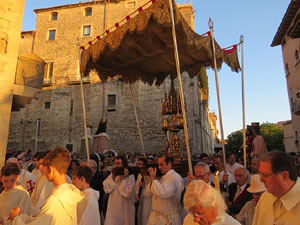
[1,144,300,225]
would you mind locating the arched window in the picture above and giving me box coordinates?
[295,50,299,62]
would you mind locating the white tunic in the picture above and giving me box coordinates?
[31,175,53,216]
[17,169,36,196]
[12,183,84,225]
[31,168,41,178]
[146,169,184,225]
[77,188,101,225]
[0,185,32,222]
[135,174,152,225]
[103,174,135,225]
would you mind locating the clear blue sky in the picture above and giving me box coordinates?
[22,0,291,138]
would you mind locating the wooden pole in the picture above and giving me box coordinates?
[208,19,227,175]
[240,35,246,168]
[129,84,146,156]
[168,0,192,174]
[77,38,90,163]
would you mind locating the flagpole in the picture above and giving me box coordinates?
[129,84,146,156]
[208,19,228,176]
[168,0,193,174]
[77,38,90,164]
[240,35,246,168]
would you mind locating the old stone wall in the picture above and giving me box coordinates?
[8,73,215,155]
[19,31,35,54]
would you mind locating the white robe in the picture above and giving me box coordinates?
[146,169,184,225]
[31,168,41,178]
[30,175,53,216]
[0,185,32,223]
[135,174,152,225]
[209,171,234,188]
[17,169,36,196]
[103,174,135,225]
[77,188,101,225]
[12,183,84,225]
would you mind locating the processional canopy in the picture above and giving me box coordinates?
[80,0,240,86]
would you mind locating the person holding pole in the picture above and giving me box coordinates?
[146,156,184,225]
[103,156,135,225]
[209,155,234,192]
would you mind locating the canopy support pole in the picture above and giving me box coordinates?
[208,19,228,177]
[168,0,192,174]
[77,38,90,163]
[240,35,246,168]
[129,84,146,156]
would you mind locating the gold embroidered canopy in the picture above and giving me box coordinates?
[80,0,240,85]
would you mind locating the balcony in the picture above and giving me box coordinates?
[12,53,45,111]
[68,74,91,85]
[43,78,53,87]
[292,100,300,115]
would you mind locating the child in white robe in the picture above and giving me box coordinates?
[5,158,36,196]
[30,151,53,216]
[72,165,101,225]
[8,147,84,225]
[0,163,32,224]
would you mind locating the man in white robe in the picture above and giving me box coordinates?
[225,152,244,183]
[103,156,135,225]
[9,147,84,225]
[209,156,234,192]
[72,165,101,225]
[135,158,152,225]
[0,163,32,224]
[6,158,36,195]
[31,153,41,178]
[146,156,184,225]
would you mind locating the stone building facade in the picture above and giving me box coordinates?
[272,1,300,153]
[8,0,218,156]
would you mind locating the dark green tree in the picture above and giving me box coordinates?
[225,122,285,155]
[260,122,284,152]
[225,130,243,155]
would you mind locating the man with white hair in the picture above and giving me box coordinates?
[183,180,240,225]
[187,162,211,186]
[228,167,252,216]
